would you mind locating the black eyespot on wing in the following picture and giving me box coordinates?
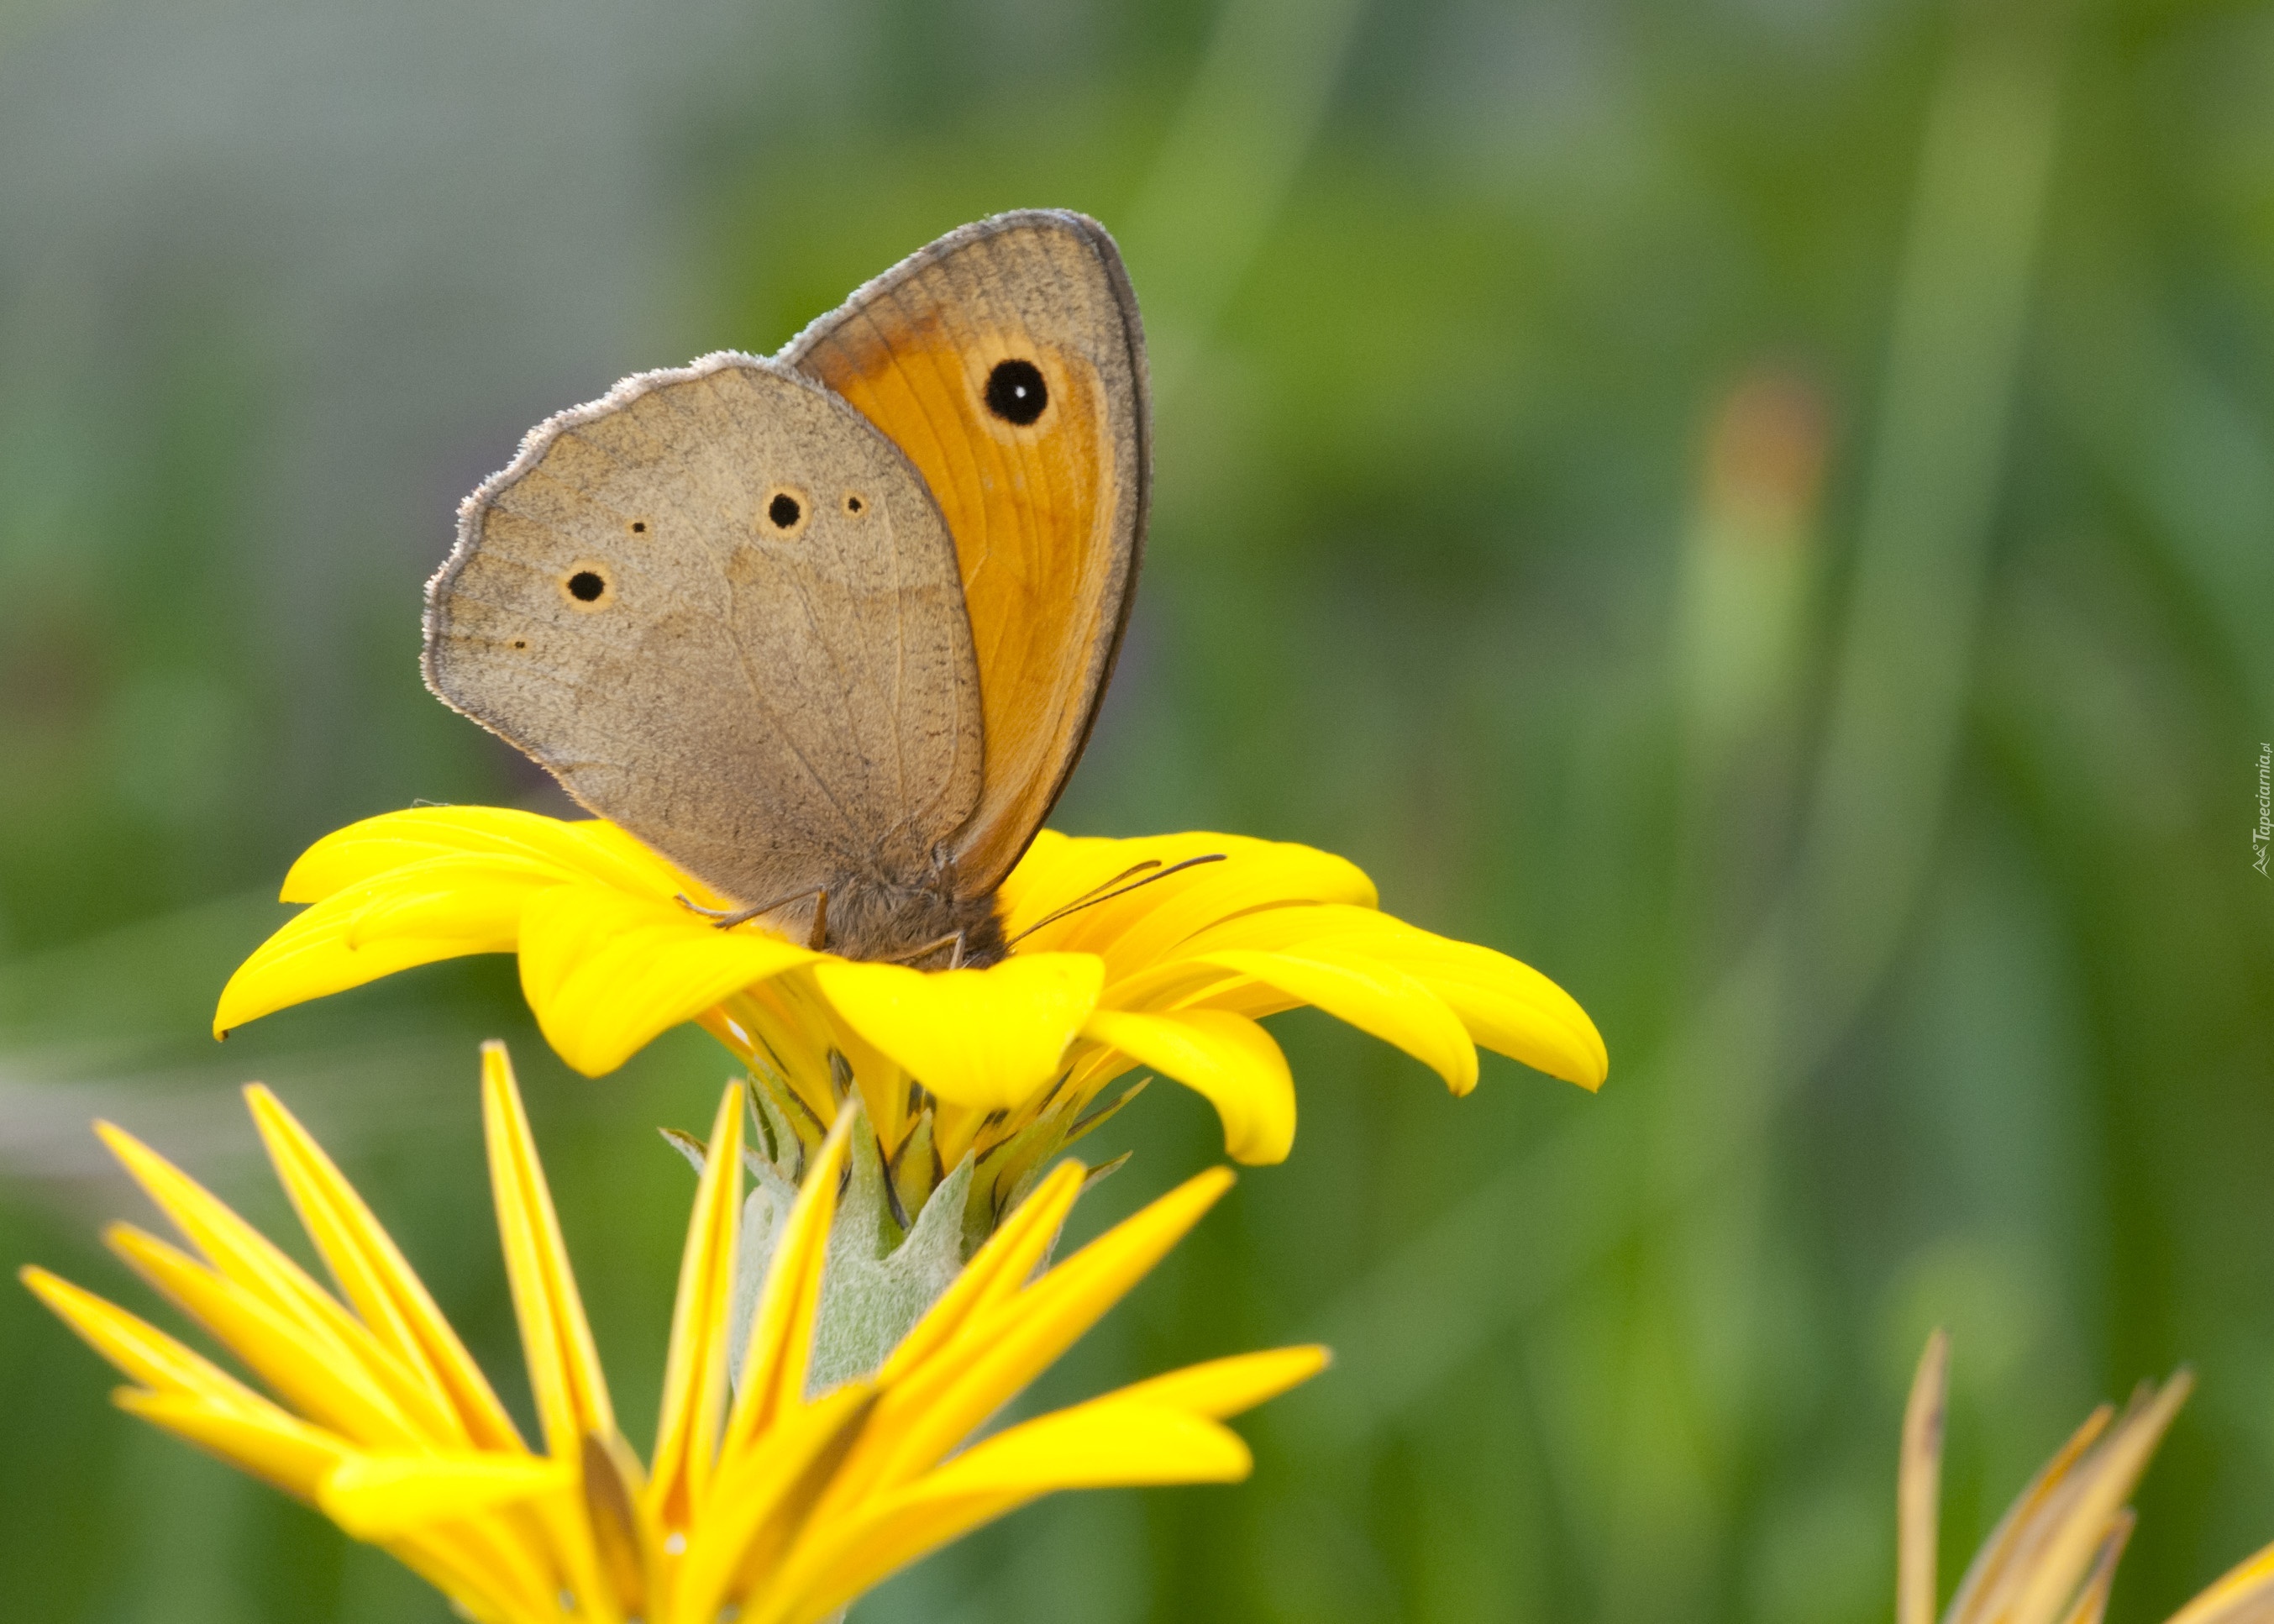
[629,520,646,533]
[985,359,1048,425]
[512,639,528,650]
[755,485,811,539]
[843,493,864,515]
[559,560,616,612]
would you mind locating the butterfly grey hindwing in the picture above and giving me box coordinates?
[423,353,995,964]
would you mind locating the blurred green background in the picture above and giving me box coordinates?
[2,0,2271,1617]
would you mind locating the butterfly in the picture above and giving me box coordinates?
[423,211,1152,969]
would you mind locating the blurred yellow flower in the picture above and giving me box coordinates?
[1896,1329,2274,1624]
[23,1042,1323,1624]
[214,807,1606,1176]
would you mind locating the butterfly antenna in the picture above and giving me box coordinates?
[1007,854,1228,946]
[1037,858,1163,914]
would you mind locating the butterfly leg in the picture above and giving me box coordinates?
[676,886,825,935]
[883,932,963,966]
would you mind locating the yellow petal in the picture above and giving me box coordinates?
[723,1101,857,1450]
[281,807,685,904]
[375,1532,538,1624]
[668,1381,876,1624]
[113,1389,348,1500]
[481,1041,614,1454]
[768,1403,1251,1624]
[1359,933,1607,1087]
[877,1161,1086,1382]
[382,1512,568,1624]
[710,970,916,1153]
[2052,1511,2133,1624]
[2004,1374,2192,1624]
[246,1085,525,1453]
[215,897,513,1035]
[927,1097,991,1175]
[332,856,566,948]
[751,1493,1011,1624]
[318,1452,572,1540]
[1899,1330,1947,1624]
[647,1081,744,1530]
[845,1167,1235,1499]
[1191,946,1478,1093]
[1940,1370,2191,1624]
[224,808,725,1038]
[811,953,1103,1112]
[92,1117,462,1460]
[218,849,575,1036]
[769,1336,1321,1624]
[915,1401,1251,1497]
[1000,833,1377,972]
[519,884,816,1076]
[1079,1008,1295,1164]
[708,978,851,1127]
[1946,1402,2117,1619]
[1091,1344,1330,1419]
[22,1264,281,1411]
[1005,828,1373,991]
[1171,903,1607,1088]
[92,1122,390,1376]
[104,1223,423,1448]
[2167,1542,2274,1624]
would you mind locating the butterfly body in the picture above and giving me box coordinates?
[788,859,1009,970]
[424,212,1148,966]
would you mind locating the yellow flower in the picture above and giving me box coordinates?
[23,1042,1323,1624]
[1895,1329,2274,1624]
[214,808,1606,1181]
